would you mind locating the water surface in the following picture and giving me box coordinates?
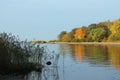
[0,44,120,80]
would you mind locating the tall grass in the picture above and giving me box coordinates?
[0,32,45,74]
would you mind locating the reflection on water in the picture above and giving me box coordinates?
[59,44,120,80]
[42,66,59,80]
[26,65,59,80]
[0,66,59,80]
[0,44,120,80]
[74,45,85,62]
[59,44,120,70]
[107,45,120,69]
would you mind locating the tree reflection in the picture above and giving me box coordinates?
[107,45,120,69]
[85,45,110,66]
[74,44,85,62]
[59,44,120,70]
[59,44,75,58]
[41,66,59,80]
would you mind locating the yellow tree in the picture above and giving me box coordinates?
[108,19,120,41]
[110,19,120,33]
[74,28,86,41]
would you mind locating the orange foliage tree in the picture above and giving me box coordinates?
[74,28,86,41]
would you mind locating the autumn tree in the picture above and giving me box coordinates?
[74,28,86,42]
[57,19,118,42]
[108,19,120,41]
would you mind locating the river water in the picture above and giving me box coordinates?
[0,44,120,80]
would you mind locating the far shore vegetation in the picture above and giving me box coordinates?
[58,19,120,42]
[32,19,120,44]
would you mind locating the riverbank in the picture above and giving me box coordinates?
[48,42,120,45]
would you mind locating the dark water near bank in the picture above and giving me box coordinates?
[0,44,120,80]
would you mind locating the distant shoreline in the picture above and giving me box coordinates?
[48,42,120,45]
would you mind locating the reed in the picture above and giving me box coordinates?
[0,32,45,74]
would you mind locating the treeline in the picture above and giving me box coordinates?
[58,19,120,42]
[32,40,47,44]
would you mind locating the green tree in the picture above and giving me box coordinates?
[58,31,67,41]
[90,28,106,42]
[86,24,97,42]
[60,33,70,42]
[69,28,78,41]
[86,22,111,42]
[97,23,111,41]
[98,20,113,29]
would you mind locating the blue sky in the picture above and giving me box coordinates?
[0,0,120,41]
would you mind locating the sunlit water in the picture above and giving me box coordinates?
[0,44,120,80]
